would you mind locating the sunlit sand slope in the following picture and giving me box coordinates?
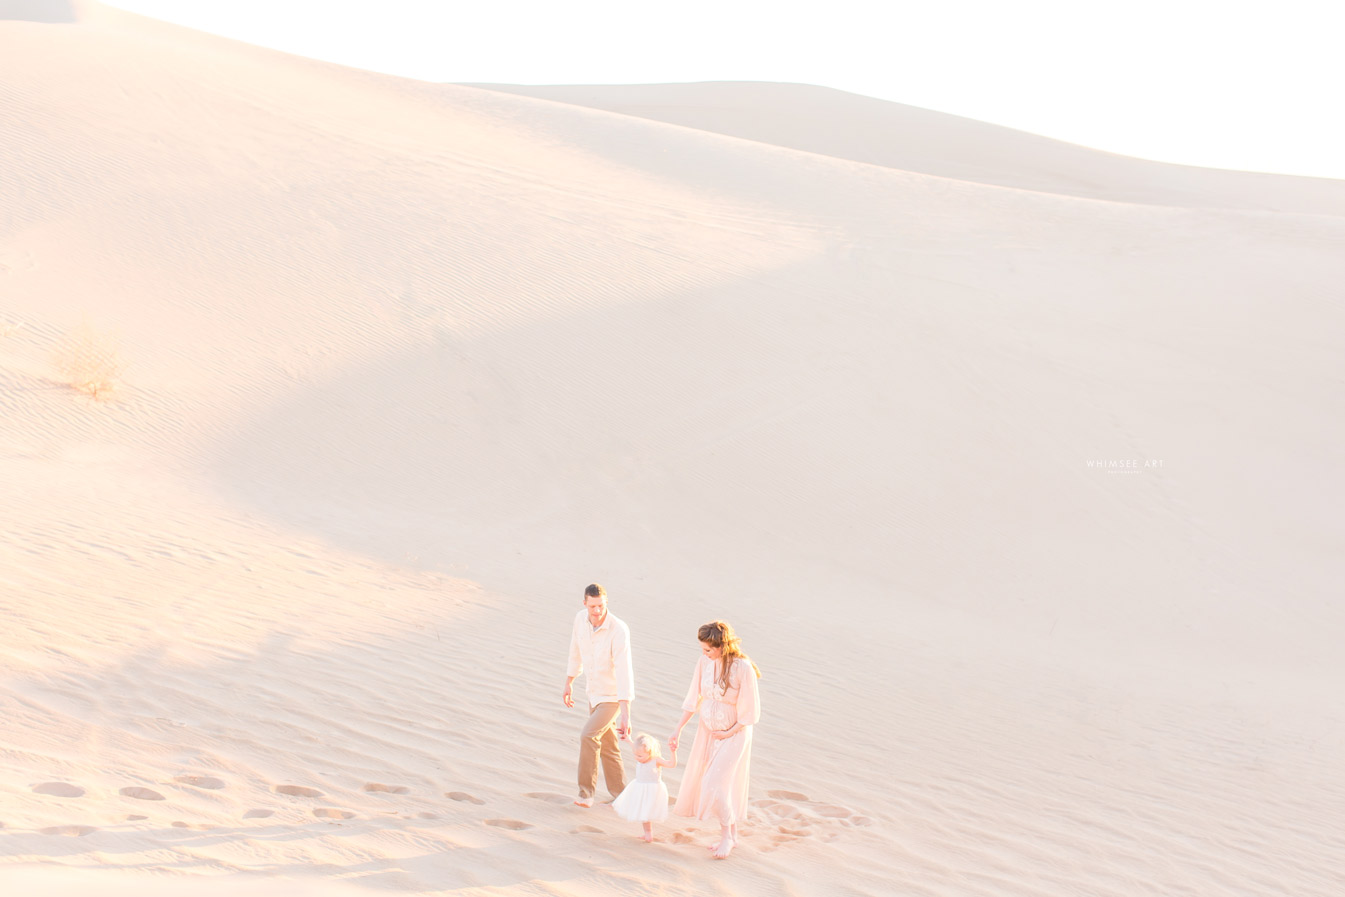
[2,6,1342,896]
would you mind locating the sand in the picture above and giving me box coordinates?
[2,4,1342,896]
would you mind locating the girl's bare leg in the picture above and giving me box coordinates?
[641,822,654,842]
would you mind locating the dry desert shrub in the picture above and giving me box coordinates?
[52,322,126,400]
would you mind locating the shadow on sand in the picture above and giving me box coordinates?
[1,1,80,23]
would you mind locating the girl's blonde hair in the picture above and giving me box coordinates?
[634,734,662,759]
[697,620,762,691]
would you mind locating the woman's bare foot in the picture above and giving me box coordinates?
[709,824,735,854]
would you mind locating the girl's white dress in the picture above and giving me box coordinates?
[611,758,669,822]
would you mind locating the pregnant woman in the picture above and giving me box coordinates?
[669,620,762,859]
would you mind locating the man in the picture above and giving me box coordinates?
[563,583,633,807]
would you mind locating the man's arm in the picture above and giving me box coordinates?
[564,615,583,708]
[612,622,635,737]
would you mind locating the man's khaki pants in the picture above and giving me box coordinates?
[578,702,626,800]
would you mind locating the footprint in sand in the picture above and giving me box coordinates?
[362,783,409,794]
[171,821,215,830]
[669,831,695,844]
[446,791,485,805]
[753,791,872,848]
[484,818,532,830]
[525,792,571,804]
[119,786,166,801]
[32,782,85,798]
[753,800,803,820]
[174,775,226,790]
[243,809,274,819]
[126,815,149,821]
[274,785,323,798]
[314,808,355,819]
[572,824,603,834]
[417,812,439,820]
[41,825,97,837]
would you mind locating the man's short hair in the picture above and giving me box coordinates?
[584,583,606,600]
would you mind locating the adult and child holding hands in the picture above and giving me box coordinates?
[564,583,762,858]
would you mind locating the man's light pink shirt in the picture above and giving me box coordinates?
[567,609,634,706]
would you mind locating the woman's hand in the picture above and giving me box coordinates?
[711,727,737,741]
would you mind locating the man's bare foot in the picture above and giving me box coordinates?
[574,796,594,808]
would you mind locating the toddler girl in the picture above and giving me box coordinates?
[611,733,677,841]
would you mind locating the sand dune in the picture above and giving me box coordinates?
[0,0,80,24]
[476,81,1345,215]
[2,4,1343,896]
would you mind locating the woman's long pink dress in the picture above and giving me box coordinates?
[673,654,761,825]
